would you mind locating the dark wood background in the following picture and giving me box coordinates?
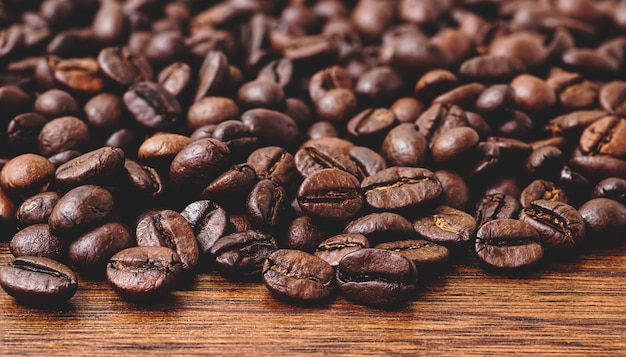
[1,241,625,355]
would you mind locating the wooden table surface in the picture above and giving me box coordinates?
[1,241,625,356]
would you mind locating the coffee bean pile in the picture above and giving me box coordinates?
[1,0,626,307]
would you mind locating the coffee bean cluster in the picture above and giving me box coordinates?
[1,0,626,307]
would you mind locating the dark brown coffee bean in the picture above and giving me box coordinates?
[145,31,187,68]
[413,205,476,249]
[525,146,564,179]
[49,185,114,236]
[137,133,192,170]
[475,84,515,115]
[246,179,287,229]
[578,198,626,244]
[210,230,278,280]
[336,248,417,306]
[124,81,181,130]
[92,1,124,44]
[158,61,191,97]
[106,246,182,301]
[520,180,569,209]
[315,88,358,123]
[562,49,619,76]
[181,200,230,256]
[246,146,295,186]
[285,215,336,253]
[263,249,335,303]
[68,222,133,277]
[195,50,229,101]
[475,219,543,270]
[237,79,285,110]
[241,108,300,149]
[0,153,54,197]
[16,192,60,227]
[297,168,363,221]
[47,150,82,168]
[546,110,607,137]
[294,143,358,179]
[187,96,239,130]
[306,121,339,140]
[10,224,65,261]
[474,193,522,228]
[459,55,526,82]
[431,127,480,166]
[547,69,598,111]
[314,234,369,268]
[200,164,257,202]
[55,147,126,190]
[136,209,199,273]
[84,93,124,134]
[519,200,586,252]
[569,155,626,182]
[53,57,105,92]
[434,170,472,212]
[379,35,450,73]
[6,112,48,153]
[308,65,352,103]
[599,81,626,117]
[346,108,397,142]
[34,89,79,118]
[432,82,486,109]
[348,146,388,180]
[0,256,78,305]
[591,177,626,204]
[258,57,295,90]
[510,74,557,115]
[168,138,230,190]
[38,116,90,157]
[123,159,164,198]
[390,97,425,123]
[375,239,449,277]
[579,116,626,158]
[355,66,404,104]
[98,46,153,86]
[343,212,416,245]
[415,103,468,146]
[414,69,459,103]
[361,167,442,210]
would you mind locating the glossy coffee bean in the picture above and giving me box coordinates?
[34,89,79,118]
[474,194,522,228]
[200,164,257,202]
[375,239,449,277]
[38,116,90,157]
[475,219,543,270]
[285,216,336,253]
[181,200,230,256]
[343,212,415,245]
[519,200,586,252]
[349,146,387,180]
[106,246,182,301]
[294,143,358,179]
[98,46,153,86]
[84,93,124,134]
[16,192,60,227]
[49,185,114,236]
[413,205,476,249]
[124,81,181,130]
[520,180,569,209]
[336,248,417,307]
[138,133,192,170]
[0,256,78,305]
[210,230,278,280]
[578,198,626,244]
[246,146,295,186]
[186,96,240,130]
[263,249,335,303]
[0,153,54,197]
[578,116,626,158]
[314,234,369,268]
[10,224,65,261]
[591,177,626,204]
[55,147,126,190]
[297,168,363,221]
[361,167,442,210]
[381,123,428,167]
[168,138,230,190]
[246,179,287,229]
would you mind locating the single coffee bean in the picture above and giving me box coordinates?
[263,249,335,303]
[195,50,230,101]
[84,93,124,134]
[432,82,486,109]
[68,222,133,277]
[55,146,126,190]
[343,212,416,245]
[475,219,543,270]
[413,205,476,249]
[0,256,78,305]
[414,69,459,103]
[546,110,608,137]
[415,103,468,146]
[98,46,153,86]
[297,168,363,221]
[246,179,287,229]
[547,70,598,111]
[474,193,522,228]
[390,97,424,123]
[106,246,182,301]
[16,192,60,227]
[38,116,91,157]
[53,57,104,92]
[599,81,626,116]
[375,239,449,277]
[348,146,388,180]
[475,84,516,115]
[187,96,240,130]
[246,146,295,186]
[6,112,48,154]
[591,177,626,204]
[285,215,336,253]
[459,54,526,82]
[381,123,428,167]
[525,146,564,179]
[294,143,358,179]
[578,198,626,244]
[308,65,352,103]
[158,61,191,97]
[168,138,231,190]
[578,116,626,158]
[569,155,626,182]
[210,230,278,280]
[431,126,480,166]
[181,200,230,256]
[314,234,369,268]
[33,89,79,118]
[10,224,65,261]
[361,167,442,210]
[200,164,257,202]
[124,81,182,130]
[434,170,472,212]
[241,108,300,149]
[211,120,258,161]
[47,150,82,168]
[519,200,586,252]
[346,108,397,143]
[237,79,285,110]
[136,209,199,273]
[123,159,164,198]
[336,248,418,306]
[258,57,295,90]
[137,133,192,170]
[0,153,54,197]
[49,185,114,236]
[520,180,569,209]
[306,121,339,140]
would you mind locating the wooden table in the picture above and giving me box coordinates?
[1,242,625,355]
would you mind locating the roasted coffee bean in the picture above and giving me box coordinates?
[258,57,295,90]
[314,88,358,123]
[348,146,387,180]
[434,170,472,212]
[263,249,335,303]
[475,219,543,270]
[599,81,626,116]
[546,110,607,137]
[53,57,104,92]
[158,61,191,97]
[145,31,187,68]
[413,205,476,249]
[123,159,164,198]
[187,96,240,130]
[379,35,449,74]
[306,121,339,140]
[459,55,526,82]
[16,192,60,227]
[34,89,79,118]
[49,185,114,236]
[562,49,619,76]
[68,222,134,277]
[297,168,363,221]
[414,69,459,103]
[6,112,48,153]
[200,164,257,202]
[547,70,598,111]
[246,179,287,229]
[525,146,564,179]
[92,1,124,45]
[181,200,230,256]
[578,198,626,244]
[475,84,516,115]
[591,177,626,204]
[346,108,397,142]
[355,66,405,104]
[138,133,192,170]
[55,147,126,190]
[136,209,199,273]
[0,153,54,197]
[390,97,424,123]
[84,93,124,134]
[415,103,468,146]
[241,108,300,149]
[569,155,626,182]
[106,246,182,301]
[211,120,258,161]
[98,47,153,86]
[343,212,415,245]
[47,150,82,168]
[381,123,428,167]
[314,234,369,268]
[308,65,352,103]
[520,180,569,209]
[210,230,277,280]
[375,239,449,277]
[432,82,486,109]
[431,127,480,166]
[237,79,285,110]
[285,216,336,253]
[294,143,358,179]
[124,81,181,130]
[361,167,442,210]
[246,146,295,186]
[38,116,91,157]
[578,116,626,158]
[336,248,418,306]
[10,224,65,261]
[0,256,78,305]
[519,200,586,252]
[168,138,230,190]
[474,194,522,227]
[195,50,229,101]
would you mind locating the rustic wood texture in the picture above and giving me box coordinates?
[1,241,625,355]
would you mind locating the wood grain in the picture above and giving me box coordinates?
[1,242,625,356]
